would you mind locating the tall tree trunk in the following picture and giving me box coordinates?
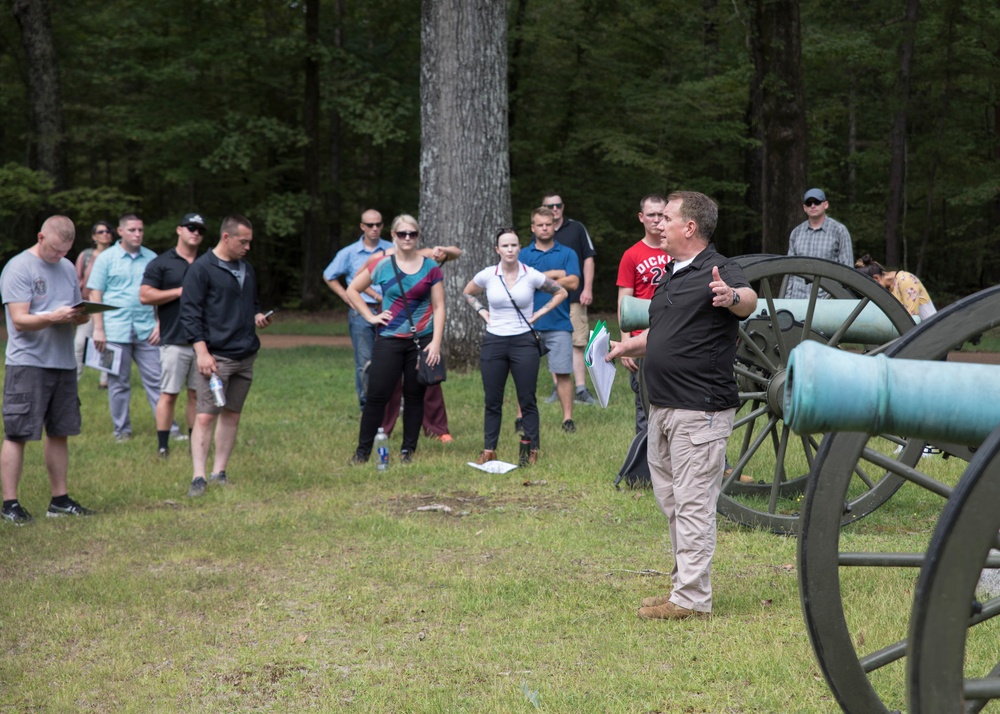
[420,0,511,369]
[884,0,920,267]
[748,0,808,255]
[327,0,345,261]
[13,0,68,190]
[301,0,324,308]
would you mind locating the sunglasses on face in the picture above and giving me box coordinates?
[362,222,383,228]
[543,203,563,210]
[804,199,823,207]
[185,225,206,234]
[395,231,419,239]
[94,229,112,235]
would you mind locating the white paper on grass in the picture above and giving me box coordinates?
[467,460,519,474]
[84,337,122,375]
[584,324,615,408]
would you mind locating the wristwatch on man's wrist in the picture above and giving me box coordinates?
[731,289,740,306]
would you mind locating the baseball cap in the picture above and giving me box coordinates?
[180,212,206,228]
[803,188,827,203]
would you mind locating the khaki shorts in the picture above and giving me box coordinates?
[195,354,256,414]
[160,344,199,394]
[570,303,590,347]
[3,366,81,441]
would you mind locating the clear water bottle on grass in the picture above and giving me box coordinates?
[375,428,389,470]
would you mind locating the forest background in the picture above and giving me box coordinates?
[1,0,998,317]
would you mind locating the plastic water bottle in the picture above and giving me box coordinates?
[374,429,388,470]
[209,373,226,407]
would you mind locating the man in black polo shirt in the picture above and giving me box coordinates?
[540,192,598,406]
[606,191,756,620]
[140,213,205,458]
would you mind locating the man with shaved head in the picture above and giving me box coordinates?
[323,209,393,410]
[1,216,95,524]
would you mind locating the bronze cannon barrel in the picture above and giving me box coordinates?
[785,340,1000,445]
[620,295,910,344]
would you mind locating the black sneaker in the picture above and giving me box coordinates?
[562,419,577,433]
[187,477,207,498]
[514,417,523,432]
[158,447,170,460]
[400,449,414,464]
[209,471,228,485]
[2,501,33,525]
[47,497,95,517]
[348,451,369,466]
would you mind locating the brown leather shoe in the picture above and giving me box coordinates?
[638,600,710,620]
[640,594,672,608]
[476,449,497,465]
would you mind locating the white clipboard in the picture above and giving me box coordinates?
[84,338,122,375]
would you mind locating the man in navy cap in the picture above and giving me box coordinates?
[783,188,854,299]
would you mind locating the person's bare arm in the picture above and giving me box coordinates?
[580,256,595,306]
[139,284,182,306]
[7,302,86,332]
[89,289,107,350]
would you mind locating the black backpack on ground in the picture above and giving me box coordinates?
[615,430,651,489]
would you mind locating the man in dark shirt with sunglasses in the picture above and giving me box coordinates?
[784,187,854,299]
[323,209,393,410]
[140,213,207,458]
[539,192,598,406]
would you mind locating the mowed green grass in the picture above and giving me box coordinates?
[0,340,976,713]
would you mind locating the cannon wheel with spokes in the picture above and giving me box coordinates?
[717,256,916,534]
[908,424,1000,713]
[797,284,1000,713]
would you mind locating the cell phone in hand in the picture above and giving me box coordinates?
[263,310,275,318]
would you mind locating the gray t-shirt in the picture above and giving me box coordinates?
[0,249,81,369]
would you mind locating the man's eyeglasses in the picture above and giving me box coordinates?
[804,199,824,207]
[396,231,419,239]
[362,222,383,228]
[185,224,206,234]
[543,203,563,210]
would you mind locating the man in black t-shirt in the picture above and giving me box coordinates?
[540,192,598,406]
[140,213,205,458]
[606,191,756,621]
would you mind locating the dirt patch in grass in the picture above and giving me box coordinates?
[384,487,579,518]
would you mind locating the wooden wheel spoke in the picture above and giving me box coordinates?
[734,402,769,429]
[722,415,779,491]
[768,425,792,513]
[826,295,872,348]
[738,330,780,373]
[758,279,790,362]
[859,446,953,499]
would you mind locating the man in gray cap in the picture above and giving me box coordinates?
[783,188,854,299]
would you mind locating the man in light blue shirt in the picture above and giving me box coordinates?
[323,209,393,410]
[88,214,162,442]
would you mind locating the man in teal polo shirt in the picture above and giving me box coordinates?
[88,214,162,442]
[519,206,580,433]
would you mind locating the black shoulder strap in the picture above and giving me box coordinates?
[389,256,421,348]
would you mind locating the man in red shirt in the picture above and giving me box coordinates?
[617,194,670,434]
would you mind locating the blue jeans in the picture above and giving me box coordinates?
[348,308,377,408]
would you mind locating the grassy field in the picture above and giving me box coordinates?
[0,337,980,713]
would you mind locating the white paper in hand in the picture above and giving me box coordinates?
[584,323,615,408]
